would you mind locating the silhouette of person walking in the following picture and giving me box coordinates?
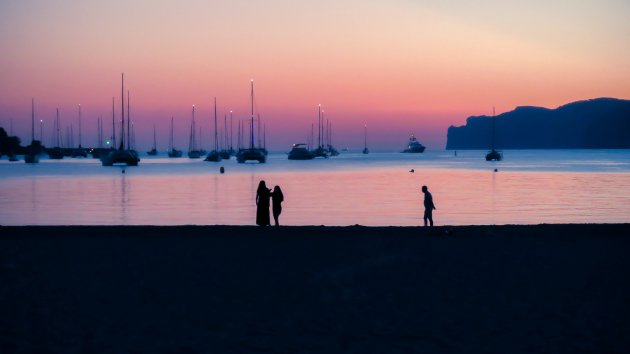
[256,180,271,226]
[422,185,436,226]
[271,185,284,226]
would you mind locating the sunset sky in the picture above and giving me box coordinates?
[1,0,628,150]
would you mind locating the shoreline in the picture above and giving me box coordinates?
[2,224,629,353]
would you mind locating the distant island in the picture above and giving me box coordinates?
[446,98,630,149]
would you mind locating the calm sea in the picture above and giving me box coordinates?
[1,150,629,226]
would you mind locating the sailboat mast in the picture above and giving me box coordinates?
[318,104,321,148]
[364,124,367,150]
[78,104,82,147]
[250,80,254,149]
[98,116,102,148]
[153,124,156,150]
[491,106,496,151]
[230,110,233,150]
[169,117,174,151]
[214,97,218,151]
[191,105,196,151]
[120,73,125,150]
[31,98,35,142]
[127,90,131,150]
[112,97,116,148]
[56,108,60,147]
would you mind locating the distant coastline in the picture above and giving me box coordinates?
[446,98,630,150]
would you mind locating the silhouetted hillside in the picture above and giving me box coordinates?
[446,98,630,149]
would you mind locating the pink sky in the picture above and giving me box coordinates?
[1,0,628,150]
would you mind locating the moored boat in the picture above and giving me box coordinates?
[485,107,503,161]
[402,134,426,153]
[288,143,315,160]
[236,80,266,163]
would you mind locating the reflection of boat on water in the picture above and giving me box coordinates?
[288,143,315,160]
[205,98,222,162]
[485,107,503,161]
[236,80,266,163]
[147,124,158,155]
[101,73,140,166]
[402,134,426,153]
[168,117,183,158]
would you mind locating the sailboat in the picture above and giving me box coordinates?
[311,104,329,158]
[485,107,503,161]
[362,124,369,154]
[205,98,222,162]
[25,98,41,163]
[236,80,266,163]
[168,117,183,157]
[219,113,231,159]
[147,124,158,155]
[46,108,64,159]
[187,105,203,158]
[101,73,140,166]
[71,104,87,157]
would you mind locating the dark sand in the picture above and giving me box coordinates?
[1,224,629,353]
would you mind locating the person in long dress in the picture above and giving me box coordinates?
[271,185,284,226]
[256,180,271,226]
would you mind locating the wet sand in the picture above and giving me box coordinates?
[1,224,629,353]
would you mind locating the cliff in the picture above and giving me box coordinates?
[446,98,630,149]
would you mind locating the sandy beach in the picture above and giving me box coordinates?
[1,224,629,353]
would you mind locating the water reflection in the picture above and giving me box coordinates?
[2,154,630,226]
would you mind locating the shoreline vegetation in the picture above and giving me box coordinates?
[2,224,629,353]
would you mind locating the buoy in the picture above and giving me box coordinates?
[122,169,125,174]
[494,168,498,172]
[220,166,225,174]
[409,169,415,173]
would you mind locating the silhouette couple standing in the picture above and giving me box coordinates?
[256,180,284,226]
